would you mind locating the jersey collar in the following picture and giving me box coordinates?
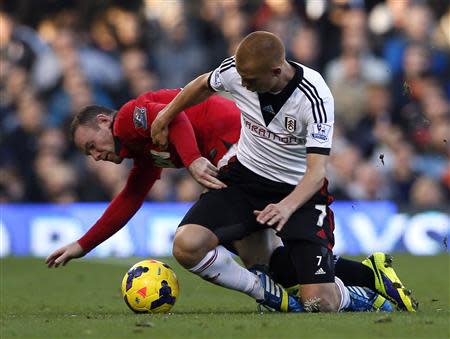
[257,61,304,126]
[111,112,122,155]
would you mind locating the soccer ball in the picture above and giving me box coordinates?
[121,259,179,313]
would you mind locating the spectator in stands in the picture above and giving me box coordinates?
[47,67,113,127]
[409,176,447,208]
[119,47,159,101]
[349,83,392,158]
[34,157,78,203]
[154,18,208,88]
[289,25,321,71]
[328,143,361,200]
[383,2,448,77]
[32,29,122,93]
[387,141,418,204]
[2,92,45,201]
[348,161,391,200]
[325,8,390,130]
[0,0,448,208]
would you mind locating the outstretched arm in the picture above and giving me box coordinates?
[151,73,214,149]
[45,163,159,268]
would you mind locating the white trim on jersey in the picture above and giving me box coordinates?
[208,58,334,185]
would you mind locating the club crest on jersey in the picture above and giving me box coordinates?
[311,123,331,143]
[133,106,147,130]
[285,116,297,133]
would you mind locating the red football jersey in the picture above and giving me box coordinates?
[77,89,241,251]
[114,88,240,168]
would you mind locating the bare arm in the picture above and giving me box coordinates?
[151,73,214,148]
[278,153,327,213]
[254,153,328,231]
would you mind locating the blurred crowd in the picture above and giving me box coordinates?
[0,0,449,208]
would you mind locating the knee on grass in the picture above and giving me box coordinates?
[302,296,339,312]
[300,285,341,312]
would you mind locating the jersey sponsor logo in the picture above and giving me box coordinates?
[133,106,148,130]
[285,116,297,133]
[311,123,331,143]
[243,116,305,145]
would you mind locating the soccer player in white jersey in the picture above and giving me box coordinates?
[151,31,395,312]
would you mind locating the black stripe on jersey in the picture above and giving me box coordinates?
[298,82,322,123]
[207,72,217,92]
[258,63,304,126]
[306,147,330,155]
[219,56,235,73]
[221,56,234,66]
[302,78,327,123]
[220,62,235,74]
[297,85,319,123]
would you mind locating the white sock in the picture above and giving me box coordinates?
[189,245,264,300]
[335,277,350,311]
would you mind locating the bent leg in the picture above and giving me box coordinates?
[234,228,283,268]
[171,187,302,310]
[300,282,341,312]
[286,240,341,312]
[287,241,393,312]
[172,223,263,300]
[172,224,219,268]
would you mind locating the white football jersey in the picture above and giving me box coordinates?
[208,56,334,185]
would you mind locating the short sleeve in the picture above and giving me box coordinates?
[304,93,334,155]
[207,56,236,92]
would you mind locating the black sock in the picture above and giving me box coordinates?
[335,257,375,290]
[268,246,298,288]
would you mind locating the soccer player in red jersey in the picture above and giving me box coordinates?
[45,89,242,266]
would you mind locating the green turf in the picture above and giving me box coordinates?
[1,255,449,339]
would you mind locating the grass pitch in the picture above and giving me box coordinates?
[1,255,449,339]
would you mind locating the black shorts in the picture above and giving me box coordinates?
[285,240,335,284]
[179,159,335,250]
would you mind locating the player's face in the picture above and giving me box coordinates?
[73,115,123,164]
[237,64,278,93]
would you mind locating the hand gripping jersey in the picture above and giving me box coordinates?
[208,57,335,185]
